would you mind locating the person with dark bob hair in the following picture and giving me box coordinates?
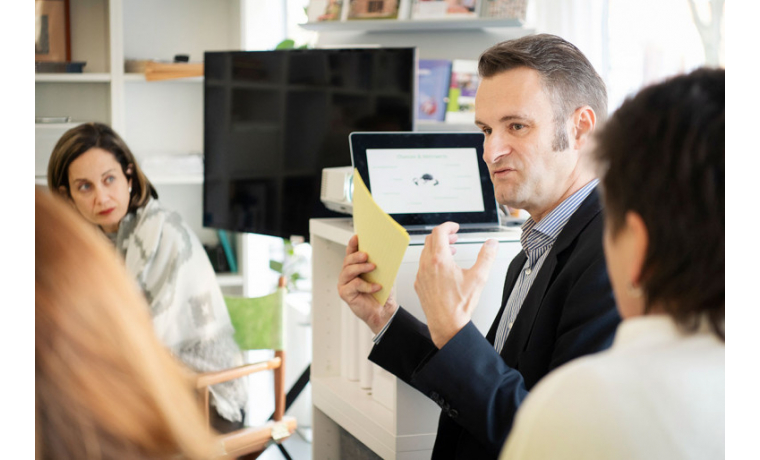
[47,122,248,432]
[500,67,724,459]
[48,122,157,214]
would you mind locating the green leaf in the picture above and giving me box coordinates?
[275,39,295,50]
[269,260,283,273]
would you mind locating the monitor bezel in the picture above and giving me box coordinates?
[349,131,499,228]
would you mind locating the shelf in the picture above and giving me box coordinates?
[313,376,437,455]
[415,120,479,132]
[35,73,112,83]
[299,17,523,32]
[35,173,204,186]
[312,376,400,458]
[309,218,354,246]
[124,73,204,83]
[216,273,244,287]
[35,122,82,130]
[147,174,203,185]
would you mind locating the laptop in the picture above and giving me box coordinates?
[349,131,522,244]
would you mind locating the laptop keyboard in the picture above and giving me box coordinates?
[407,227,506,235]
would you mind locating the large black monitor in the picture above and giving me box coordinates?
[203,47,416,240]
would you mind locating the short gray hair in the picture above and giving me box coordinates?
[478,34,608,150]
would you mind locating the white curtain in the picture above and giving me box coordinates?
[529,0,609,84]
[528,0,711,113]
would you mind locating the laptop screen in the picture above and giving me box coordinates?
[366,147,485,214]
[350,132,499,228]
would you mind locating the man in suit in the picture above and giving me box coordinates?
[337,34,620,459]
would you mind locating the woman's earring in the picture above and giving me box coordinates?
[627,282,643,298]
[128,186,132,194]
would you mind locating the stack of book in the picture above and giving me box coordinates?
[417,58,480,124]
[144,61,204,81]
[411,0,478,20]
[306,0,527,23]
[204,230,238,273]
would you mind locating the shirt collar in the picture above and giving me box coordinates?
[520,179,599,254]
[612,314,721,349]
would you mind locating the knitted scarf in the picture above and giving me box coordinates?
[114,199,247,422]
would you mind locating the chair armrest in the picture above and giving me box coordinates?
[196,357,282,389]
[218,416,297,458]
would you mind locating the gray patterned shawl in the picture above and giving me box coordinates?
[114,199,247,422]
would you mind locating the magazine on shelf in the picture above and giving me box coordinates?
[418,59,452,122]
[445,59,480,124]
[411,0,479,20]
[348,0,400,20]
[307,0,343,22]
[479,0,527,20]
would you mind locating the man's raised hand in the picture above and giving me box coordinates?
[414,222,499,348]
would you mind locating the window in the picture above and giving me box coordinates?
[368,1,385,13]
[606,0,723,111]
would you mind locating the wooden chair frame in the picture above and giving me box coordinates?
[196,278,296,458]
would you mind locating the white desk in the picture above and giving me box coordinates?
[310,218,521,459]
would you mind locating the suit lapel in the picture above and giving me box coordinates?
[498,188,603,358]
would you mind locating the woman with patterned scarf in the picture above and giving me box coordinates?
[47,122,248,432]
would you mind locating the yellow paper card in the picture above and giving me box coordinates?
[352,168,410,305]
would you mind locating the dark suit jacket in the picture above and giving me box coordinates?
[368,188,621,459]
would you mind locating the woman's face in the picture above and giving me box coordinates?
[66,147,132,233]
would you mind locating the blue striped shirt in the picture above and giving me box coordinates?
[494,179,599,354]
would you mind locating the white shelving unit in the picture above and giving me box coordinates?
[123,73,204,83]
[310,218,522,459]
[35,73,112,82]
[34,0,247,293]
[300,17,523,32]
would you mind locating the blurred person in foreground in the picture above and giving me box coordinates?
[36,189,218,459]
[47,123,246,431]
[500,67,725,459]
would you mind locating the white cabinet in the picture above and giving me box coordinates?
[34,0,246,293]
[310,218,522,459]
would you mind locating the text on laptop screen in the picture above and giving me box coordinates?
[366,147,485,214]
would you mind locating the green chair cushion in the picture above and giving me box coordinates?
[224,289,285,351]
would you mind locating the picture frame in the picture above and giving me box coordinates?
[35,0,71,62]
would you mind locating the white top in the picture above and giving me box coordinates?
[500,315,725,460]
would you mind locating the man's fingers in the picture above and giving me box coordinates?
[338,262,376,285]
[342,250,369,268]
[470,239,499,283]
[349,277,382,295]
[448,232,459,255]
[346,234,359,256]
[424,222,460,258]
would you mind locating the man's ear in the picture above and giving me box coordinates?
[571,106,596,150]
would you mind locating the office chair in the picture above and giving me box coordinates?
[196,277,297,459]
